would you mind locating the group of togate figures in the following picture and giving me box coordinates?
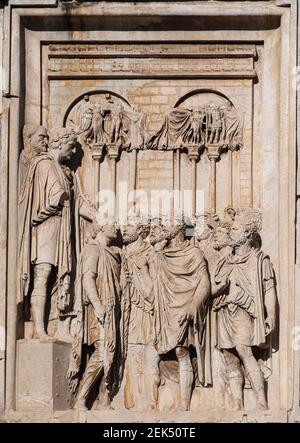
[18,123,276,412]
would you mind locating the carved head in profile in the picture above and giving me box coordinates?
[122,218,151,245]
[149,218,169,246]
[165,217,188,244]
[48,127,77,163]
[229,209,262,249]
[91,221,119,243]
[22,124,48,157]
[212,223,232,251]
[224,206,236,223]
[196,212,220,241]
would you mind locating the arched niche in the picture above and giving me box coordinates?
[170,89,243,215]
[174,89,235,109]
[63,90,132,131]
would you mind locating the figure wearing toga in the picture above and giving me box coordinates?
[19,127,94,341]
[212,210,277,410]
[152,220,211,410]
[120,220,160,410]
[68,222,121,410]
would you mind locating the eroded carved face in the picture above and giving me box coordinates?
[149,224,169,246]
[59,138,76,162]
[165,223,186,242]
[213,226,231,251]
[225,208,236,221]
[30,127,48,155]
[122,224,139,245]
[197,225,213,241]
[229,221,248,248]
[102,224,118,242]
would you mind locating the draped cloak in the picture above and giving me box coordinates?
[18,150,31,195]
[146,107,243,151]
[120,240,154,358]
[18,153,82,304]
[213,248,276,380]
[67,242,121,395]
[223,108,244,150]
[153,240,212,386]
[214,248,275,349]
[146,108,193,150]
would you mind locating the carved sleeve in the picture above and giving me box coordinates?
[262,256,276,293]
[82,244,99,276]
[262,256,276,324]
[31,159,67,225]
[81,244,103,313]
[194,255,211,308]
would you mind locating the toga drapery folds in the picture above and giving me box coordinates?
[213,248,276,379]
[153,240,212,387]
[67,242,121,395]
[18,152,87,316]
[146,107,243,151]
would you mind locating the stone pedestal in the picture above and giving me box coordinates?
[16,340,72,411]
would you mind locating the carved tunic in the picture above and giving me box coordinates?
[19,154,69,296]
[214,248,275,349]
[153,240,209,354]
[67,240,121,395]
[82,241,121,346]
[18,150,31,194]
[31,158,72,268]
[67,240,121,393]
[120,239,154,346]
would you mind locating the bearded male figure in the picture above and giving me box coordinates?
[212,210,276,410]
[68,222,121,410]
[152,220,211,410]
[19,127,94,341]
[120,220,160,410]
[196,213,234,409]
[19,124,48,193]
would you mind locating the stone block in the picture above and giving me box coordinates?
[16,340,72,411]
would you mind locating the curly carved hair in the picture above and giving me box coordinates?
[137,219,151,239]
[235,209,262,235]
[90,221,119,239]
[48,127,76,151]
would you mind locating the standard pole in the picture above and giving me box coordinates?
[210,156,217,214]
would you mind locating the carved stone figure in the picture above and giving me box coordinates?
[151,220,211,410]
[146,108,193,150]
[124,108,146,150]
[68,222,121,410]
[76,95,94,141]
[19,127,94,341]
[221,104,243,150]
[188,108,205,145]
[146,104,243,150]
[199,214,234,409]
[91,103,107,145]
[68,93,145,153]
[207,106,223,145]
[105,103,124,145]
[120,220,160,410]
[212,210,277,410]
[19,124,48,193]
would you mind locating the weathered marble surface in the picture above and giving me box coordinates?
[16,340,72,411]
[0,0,299,423]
